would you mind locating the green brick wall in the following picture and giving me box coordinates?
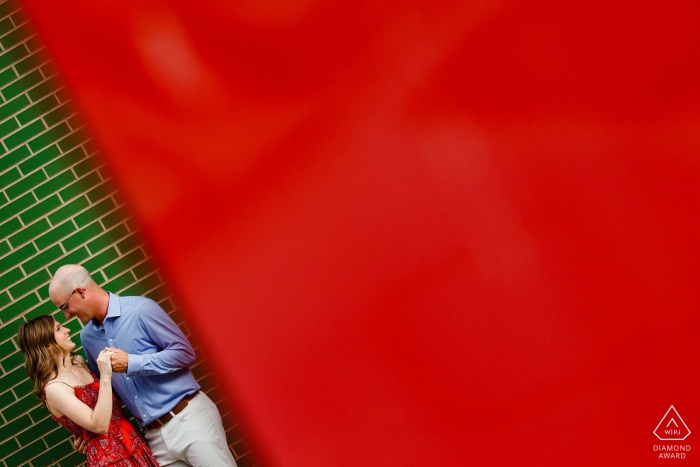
[0,1,256,466]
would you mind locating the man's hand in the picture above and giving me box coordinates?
[73,435,87,454]
[104,347,129,373]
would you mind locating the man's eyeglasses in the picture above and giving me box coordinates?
[58,289,77,312]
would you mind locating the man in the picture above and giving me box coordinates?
[49,264,237,467]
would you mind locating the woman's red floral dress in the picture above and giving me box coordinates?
[49,375,159,467]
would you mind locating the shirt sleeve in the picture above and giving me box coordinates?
[125,300,197,377]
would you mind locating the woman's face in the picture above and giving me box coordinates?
[53,320,76,353]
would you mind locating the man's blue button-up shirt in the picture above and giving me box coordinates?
[80,293,201,427]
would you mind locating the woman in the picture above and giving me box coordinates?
[18,315,159,467]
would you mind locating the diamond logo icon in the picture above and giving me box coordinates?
[654,406,691,441]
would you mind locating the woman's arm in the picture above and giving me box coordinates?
[45,350,114,434]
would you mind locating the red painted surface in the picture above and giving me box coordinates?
[19,0,700,465]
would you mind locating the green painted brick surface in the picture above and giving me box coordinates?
[1,144,30,166]
[0,337,13,355]
[116,233,141,254]
[44,102,71,126]
[58,450,87,467]
[16,93,58,125]
[104,248,146,278]
[0,415,31,444]
[2,292,41,322]
[5,168,45,199]
[47,195,88,225]
[0,266,23,288]
[46,146,85,176]
[0,437,20,458]
[57,127,88,152]
[74,197,116,227]
[15,417,54,446]
[19,193,60,224]
[58,171,100,202]
[24,299,55,319]
[27,74,59,102]
[0,21,31,49]
[0,43,29,70]
[81,246,119,272]
[23,143,61,174]
[22,243,63,273]
[2,393,38,422]
[32,441,75,467]
[0,191,34,219]
[0,93,29,120]
[29,121,70,152]
[0,243,35,271]
[0,317,24,342]
[1,68,41,100]
[35,219,76,250]
[86,182,112,203]
[0,217,22,238]
[8,268,50,297]
[34,169,76,200]
[87,223,128,253]
[13,49,44,76]
[0,165,21,187]
[4,118,44,149]
[0,66,17,86]
[8,218,50,248]
[0,290,10,308]
[0,16,12,35]
[1,349,23,371]
[49,245,89,272]
[0,115,19,137]
[61,221,103,251]
[5,437,45,466]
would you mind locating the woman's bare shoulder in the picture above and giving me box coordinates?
[74,354,87,363]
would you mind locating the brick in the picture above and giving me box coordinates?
[235,451,258,467]
[4,438,46,466]
[0,292,40,324]
[31,439,72,466]
[0,242,36,271]
[1,392,39,422]
[0,114,19,137]
[86,181,113,203]
[16,416,54,446]
[61,221,103,251]
[14,378,33,397]
[55,86,70,103]
[1,349,23,371]
[104,248,146,279]
[48,246,89,273]
[0,0,18,19]
[43,102,71,127]
[3,118,45,149]
[0,43,29,70]
[100,206,129,229]
[28,403,50,423]
[116,234,142,254]
[73,154,100,177]
[34,169,76,200]
[0,17,13,35]
[8,268,49,297]
[57,126,88,152]
[0,191,33,219]
[0,317,24,342]
[0,22,31,49]
[29,121,70,152]
[18,143,60,174]
[27,74,59,102]
[43,425,72,447]
[45,145,85,177]
[8,217,49,248]
[0,165,21,187]
[145,284,170,302]
[0,93,29,120]
[0,437,20,459]
[74,197,116,227]
[47,195,88,225]
[40,60,58,77]
[35,219,75,250]
[86,223,128,254]
[67,113,84,130]
[0,144,30,166]
[5,167,45,199]
[0,388,17,408]
[13,49,44,76]
[0,414,32,443]
[103,270,135,292]
[0,290,9,308]
[16,93,58,125]
[81,246,119,272]
[9,6,30,26]
[0,216,22,237]
[22,244,62,273]
[24,298,54,318]
[0,66,17,87]
[19,193,60,224]
[1,69,41,100]
[133,258,158,279]
[58,170,100,202]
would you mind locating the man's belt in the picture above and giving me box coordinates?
[145,392,198,431]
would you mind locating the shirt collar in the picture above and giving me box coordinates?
[90,292,120,331]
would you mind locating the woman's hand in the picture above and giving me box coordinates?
[96,349,114,378]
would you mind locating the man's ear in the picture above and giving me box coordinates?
[76,287,86,298]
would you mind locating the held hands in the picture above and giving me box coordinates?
[73,435,87,454]
[96,349,114,378]
[104,347,128,373]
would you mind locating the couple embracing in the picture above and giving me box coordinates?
[18,265,238,467]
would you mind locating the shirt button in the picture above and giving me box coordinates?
[126,377,129,380]
[135,395,138,399]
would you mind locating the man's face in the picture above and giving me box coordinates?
[53,288,93,324]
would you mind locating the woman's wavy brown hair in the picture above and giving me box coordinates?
[18,315,76,402]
